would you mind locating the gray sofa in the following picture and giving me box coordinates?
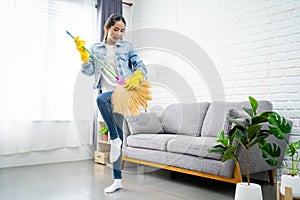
[122,101,289,184]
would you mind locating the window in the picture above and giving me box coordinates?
[0,0,96,155]
[0,0,96,120]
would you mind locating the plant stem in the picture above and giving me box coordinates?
[246,148,250,185]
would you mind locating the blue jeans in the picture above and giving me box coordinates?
[96,91,123,179]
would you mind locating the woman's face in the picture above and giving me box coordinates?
[106,21,125,45]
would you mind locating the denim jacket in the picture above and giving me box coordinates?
[81,40,147,89]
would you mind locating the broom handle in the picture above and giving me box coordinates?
[66,31,119,81]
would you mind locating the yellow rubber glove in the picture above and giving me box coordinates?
[74,36,89,64]
[124,70,143,90]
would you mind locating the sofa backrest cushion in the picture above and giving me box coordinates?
[160,102,210,136]
[201,100,273,137]
[126,112,164,135]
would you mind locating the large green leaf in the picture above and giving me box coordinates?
[227,117,246,128]
[228,127,237,141]
[292,141,300,150]
[250,132,270,147]
[216,130,225,142]
[221,145,238,162]
[208,144,226,154]
[260,111,273,117]
[286,143,296,157]
[285,141,300,157]
[251,116,268,125]
[248,124,262,140]
[259,141,281,166]
[249,96,258,115]
[243,107,254,117]
[235,129,249,149]
[209,131,239,163]
[268,112,291,139]
[215,130,231,148]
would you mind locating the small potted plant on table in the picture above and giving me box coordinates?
[280,140,300,198]
[100,126,109,141]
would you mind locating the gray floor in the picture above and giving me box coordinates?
[0,160,276,200]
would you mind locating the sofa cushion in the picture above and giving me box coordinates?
[160,102,210,136]
[201,101,272,137]
[125,112,163,135]
[166,135,222,160]
[127,134,176,151]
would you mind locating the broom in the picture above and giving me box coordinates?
[66,31,152,116]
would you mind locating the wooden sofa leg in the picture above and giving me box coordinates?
[121,159,125,170]
[234,162,243,183]
[268,169,275,185]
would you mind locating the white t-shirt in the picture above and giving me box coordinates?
[101,44,118,92]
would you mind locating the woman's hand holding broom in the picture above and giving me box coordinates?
[124,70,143,90]
[74,36,90,64]
[122,70,152,115]
[67,31,124,84]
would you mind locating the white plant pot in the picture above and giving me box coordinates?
[234,182,263,200]
[280,174,300,198]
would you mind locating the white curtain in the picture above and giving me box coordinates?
[0,0,96,155]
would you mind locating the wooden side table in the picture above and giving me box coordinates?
[277,182,300,200]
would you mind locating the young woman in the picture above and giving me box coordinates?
[74,14,147,193]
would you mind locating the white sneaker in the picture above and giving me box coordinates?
[110,137,122,163]
[104,179,122,193]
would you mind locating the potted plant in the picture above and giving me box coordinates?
[280,140,300,198]
[209,96,292,200]
[100,126,109,141]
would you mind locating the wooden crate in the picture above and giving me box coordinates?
[94,151,109,165]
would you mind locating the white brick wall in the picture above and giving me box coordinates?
[131,0,300,126]
[132,0,300,181]
[130,0,300,176]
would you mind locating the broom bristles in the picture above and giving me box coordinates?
[112,80,152,116]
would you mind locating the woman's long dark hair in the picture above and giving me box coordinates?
[103,14,126,41]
